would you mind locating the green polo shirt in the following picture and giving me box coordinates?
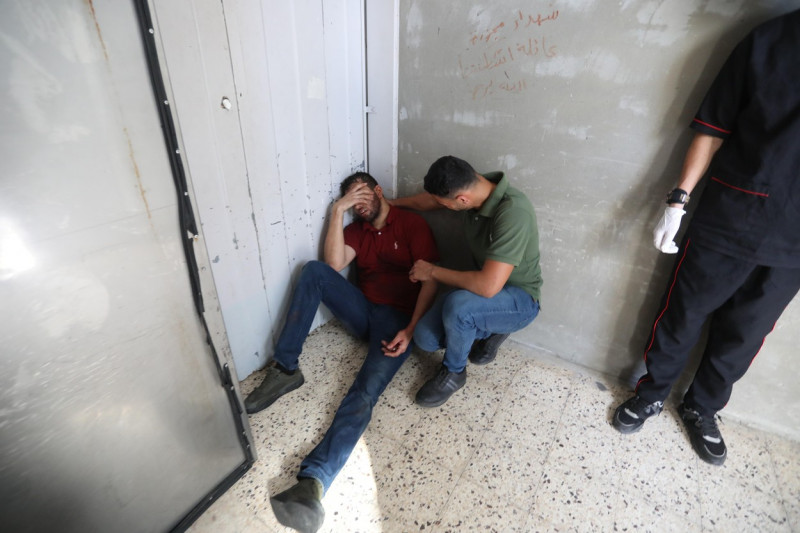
[464,172,542,302]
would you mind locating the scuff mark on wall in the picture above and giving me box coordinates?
[85,0,109,63]
[406,1,424,48]
[586,50,630,83]
[123,127,151,220]
[630,0,696,47]
[498,154,518,169]
[532,55,582,77]
[619,95,649,117]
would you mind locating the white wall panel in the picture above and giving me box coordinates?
[365,0,400,195]
[153,0,366,378]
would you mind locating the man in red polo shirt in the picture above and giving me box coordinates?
[244,172,439,533]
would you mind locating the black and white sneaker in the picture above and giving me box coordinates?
[679,404,727,466]
[612,395,663,434]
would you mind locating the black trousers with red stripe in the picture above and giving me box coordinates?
[635,237,800,416]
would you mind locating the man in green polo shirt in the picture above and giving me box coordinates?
[392,155,542,406]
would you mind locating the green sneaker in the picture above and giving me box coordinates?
[244,364,304,414]
[270,477,325,533]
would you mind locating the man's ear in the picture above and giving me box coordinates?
[374,185,384,199]
[454,193,470,208]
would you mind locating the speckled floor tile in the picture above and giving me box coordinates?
[188,322,799,533]
[613,405,701,522]
[530,463,617,532]
[401,408,484,473]
[506,357,576,406]
[612,491,701,532]
[368,352,426,442]
[699,474,791,532]
[767,435,800,530]
[368,441,457,531]
[694,417,776,489]
[466,343,530,389]
[434,476,529,532]
[461,372,567,509]
[545,375,622,486]
[696,419,791,532]
[314,430,400,532]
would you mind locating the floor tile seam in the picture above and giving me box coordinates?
[641,451,705,531]
[520,371,581,515]
[431,360,531,526]
[612,442,706,527]
[474,356,546,442]
[453,361,520,474]
[425,448,532,533]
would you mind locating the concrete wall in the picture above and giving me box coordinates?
[396,0,799,439]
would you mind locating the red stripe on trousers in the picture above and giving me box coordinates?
[643,239,692,364]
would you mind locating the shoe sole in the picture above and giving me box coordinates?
[245,375,305,414]
[270,496,325,533]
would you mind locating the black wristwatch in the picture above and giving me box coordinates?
[666,188,690,205]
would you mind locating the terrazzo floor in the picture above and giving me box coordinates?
[189,320,800,533]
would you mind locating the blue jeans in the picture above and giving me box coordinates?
[414,287,539,373]
[272,261,412,493]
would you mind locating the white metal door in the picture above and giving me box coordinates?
[150,0,369,379]
[0,1,252,531]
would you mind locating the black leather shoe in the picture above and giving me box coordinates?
[270,478,325,533]
[415,365,466,407]
[244,364,304,414]
[468,333,510,365]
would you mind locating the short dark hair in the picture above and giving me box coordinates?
[423,156,478,198]
[339,171,378,197]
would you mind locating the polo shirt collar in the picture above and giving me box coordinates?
[476,172,507,218]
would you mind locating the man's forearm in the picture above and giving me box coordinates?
[322,207,349,271]
[406,279,438,332]
[412,257,513,299]
[428,265,502,299]
[391,192,441,211]
[673,132,724,200]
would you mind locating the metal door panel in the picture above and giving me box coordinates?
[0,1,252,531]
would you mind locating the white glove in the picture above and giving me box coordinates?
[653,206,685,254]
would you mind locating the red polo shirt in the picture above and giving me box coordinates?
[344,207,439,315]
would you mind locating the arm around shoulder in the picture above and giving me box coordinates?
[391,191,442,211]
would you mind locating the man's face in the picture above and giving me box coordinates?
[348,183,381,222]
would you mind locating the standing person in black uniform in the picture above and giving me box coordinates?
[612,9,800,466]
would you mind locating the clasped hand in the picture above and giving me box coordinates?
[381,328,412,357]
[409,259,434,282]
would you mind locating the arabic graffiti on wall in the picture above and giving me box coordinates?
[458,8,560,100]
